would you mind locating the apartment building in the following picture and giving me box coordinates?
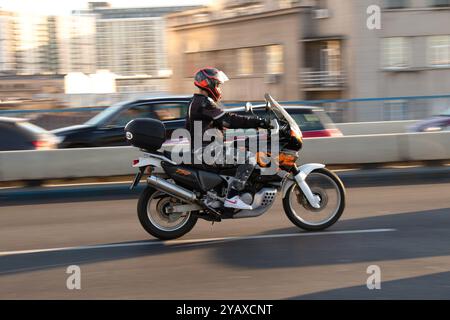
[12,13,53,75]
[0,9,96,75]
[0,11,15,74]
[310,0,450,119]
[77,3,200,77]
[167,0,314,101]
[1,3,201,78]
[54,14,97,74]
[167,0,450,119]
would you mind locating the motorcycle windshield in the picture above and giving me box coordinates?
[264,93,303,138]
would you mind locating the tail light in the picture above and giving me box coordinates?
[132,159,140,166]
[32,139,54,150]
[327,128,343,137]
[32,133,58,150]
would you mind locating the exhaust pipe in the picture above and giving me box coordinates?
[147,176,197,202]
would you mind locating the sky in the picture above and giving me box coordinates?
[0,0,211,15]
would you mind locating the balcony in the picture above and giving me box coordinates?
[300,70,346,91]
[301,38,345,91]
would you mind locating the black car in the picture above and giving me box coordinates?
[0,116,59,151]
[54,96,343,148]
[53,96,191,148]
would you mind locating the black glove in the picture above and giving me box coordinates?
[257,116,273,129]
[280,122,290,135]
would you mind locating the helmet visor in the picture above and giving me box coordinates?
[202,68,229,84]
[215,70,229,84]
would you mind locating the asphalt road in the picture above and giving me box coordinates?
[0,181,450,299]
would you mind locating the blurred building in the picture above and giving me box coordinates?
[0,74,65,109]
[1,2,201,78]
[0,11,15,74]
[76,2,201,77]
[0,3,197,105]
[0,9,96,75]
[308,0,450,119]
[167,0,450,109]
[54,14,97,75]
[167,0,313,101]
[115,75,171,94]
[12,13,54,75]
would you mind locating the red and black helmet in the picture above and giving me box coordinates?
[194,67,229,102]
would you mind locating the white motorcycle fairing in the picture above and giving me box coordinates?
[282,163,326,209]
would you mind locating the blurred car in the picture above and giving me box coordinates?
[53,97,342,148]
[232,105,343,138]
[408,108,450,132]
[52,96,190,148]
[0,117,59,151]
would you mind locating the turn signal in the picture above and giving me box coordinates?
[291,130,303,142]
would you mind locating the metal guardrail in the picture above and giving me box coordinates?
[0,131,449,182]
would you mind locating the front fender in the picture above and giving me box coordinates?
[281,163,326,198]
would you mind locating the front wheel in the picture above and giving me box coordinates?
[283,168,346,231]
[138,187,198,240]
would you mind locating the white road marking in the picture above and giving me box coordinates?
[0,228,396,257]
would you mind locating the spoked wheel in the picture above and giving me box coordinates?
[137,187,198,240]
[283,168,346,231]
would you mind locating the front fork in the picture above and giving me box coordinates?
[283,163,325,209]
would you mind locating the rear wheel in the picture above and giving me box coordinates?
[137,187,198,240]
[283,168,345,231]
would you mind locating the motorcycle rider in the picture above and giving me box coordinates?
[186,67,272,210]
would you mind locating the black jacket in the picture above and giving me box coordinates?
[185,94,265,141]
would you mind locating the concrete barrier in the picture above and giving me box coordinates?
[0,132,449,181]
[407,132,450,160]
[299,134,402,164]
[335,120,418,135]
[0,147,141,181]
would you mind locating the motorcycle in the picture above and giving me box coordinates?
[125,94,346,240]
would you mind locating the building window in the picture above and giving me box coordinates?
[237,48,253,76]
[320,40,341,74]
[382,37,410,69]
[384,0,409,9]
[430,0,450,7]
[266,45,284,74]
[428,36,450,66]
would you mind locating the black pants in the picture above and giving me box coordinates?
[192,144,256,197]
[226,163,255,198]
